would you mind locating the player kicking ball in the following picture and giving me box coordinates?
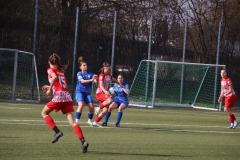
[92,62,119,126]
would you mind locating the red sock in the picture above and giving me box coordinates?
[229,114,236,123]
[99,103,104,109]
[73,125,84,139]
[44,115,56,129]
[95,116,102,122]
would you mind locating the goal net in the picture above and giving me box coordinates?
[129,60,226,111]
[0,48,40,102]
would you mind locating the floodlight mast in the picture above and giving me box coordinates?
[219,0,227,24]
[215,0,227,110]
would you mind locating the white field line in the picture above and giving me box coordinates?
[0,106,33,109]
[0,105,234,118]
[0,119,220,128]
[0,119,240,134]
[0,103,32,106]
[127,108,230,118]
[147,128,240,134]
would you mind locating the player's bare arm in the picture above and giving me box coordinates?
[80,79,93,84]
[112,77,120,85]
[80,74,97,84]
[218,90,224,102]
[99,80,110,96]
[224,85,233,97]
[120,86,130,95]
[47,72,57,96]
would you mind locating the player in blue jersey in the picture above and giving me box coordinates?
[102,74,130,127]
[75,61,97,126]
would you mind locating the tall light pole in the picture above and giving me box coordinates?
[214,0,227,110]
[219,0,227,25]
[216,0,227,65]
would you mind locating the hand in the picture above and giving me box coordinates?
[218,96,222,102]
[42,85,50,92]
[119,84,124,88]
[93,74,98,79]
[46,88,51,96]
[92,74,98,82]
[105,90,111,96]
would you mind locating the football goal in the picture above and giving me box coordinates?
[128,60,226,111]
[0,48,40,102]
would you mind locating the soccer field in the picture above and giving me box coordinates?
[0,102,240,160]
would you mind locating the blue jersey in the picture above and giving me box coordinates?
[76,71,93,93]
[113,82,129,103]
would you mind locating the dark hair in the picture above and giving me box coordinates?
[48,53,68,71]
[222,69,229,78]
[117,73,123,78]
[98,61,110,73]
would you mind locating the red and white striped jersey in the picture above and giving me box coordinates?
[47,67,72,102]
[221,77,236,97]
[96,73,112,94]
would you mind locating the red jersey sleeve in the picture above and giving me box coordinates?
[226,78,232,86]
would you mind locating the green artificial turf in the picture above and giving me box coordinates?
[0,102,239,160]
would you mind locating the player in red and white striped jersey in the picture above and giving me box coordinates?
[41,53,89,153]
[92,62,119,126]
[218,69,238,129]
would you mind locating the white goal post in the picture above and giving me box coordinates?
[0,48,40,102]
[128,60,226,111]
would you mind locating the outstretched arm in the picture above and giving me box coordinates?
[79,74,98,84]
[112,77,120,85]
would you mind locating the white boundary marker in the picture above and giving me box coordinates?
[0,119,239,134]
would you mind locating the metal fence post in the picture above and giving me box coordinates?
[71,7,80,99]
[30,0,39,100]
[111,11,118,76]
[145,15,154,107]
[180,19,188,104]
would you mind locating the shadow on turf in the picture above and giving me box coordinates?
[89,151,190,158]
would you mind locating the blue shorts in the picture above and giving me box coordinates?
[76,92,93,104]
[113,99,128,107]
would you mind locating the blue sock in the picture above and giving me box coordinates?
[88,113,93,120]
[76,112,82,120]
[116,112,123,124]
[104,112,111,123]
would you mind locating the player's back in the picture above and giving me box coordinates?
[48,67,68,92]
[47,67,72,102]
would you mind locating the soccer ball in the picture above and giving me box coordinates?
[109,87,116,95]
